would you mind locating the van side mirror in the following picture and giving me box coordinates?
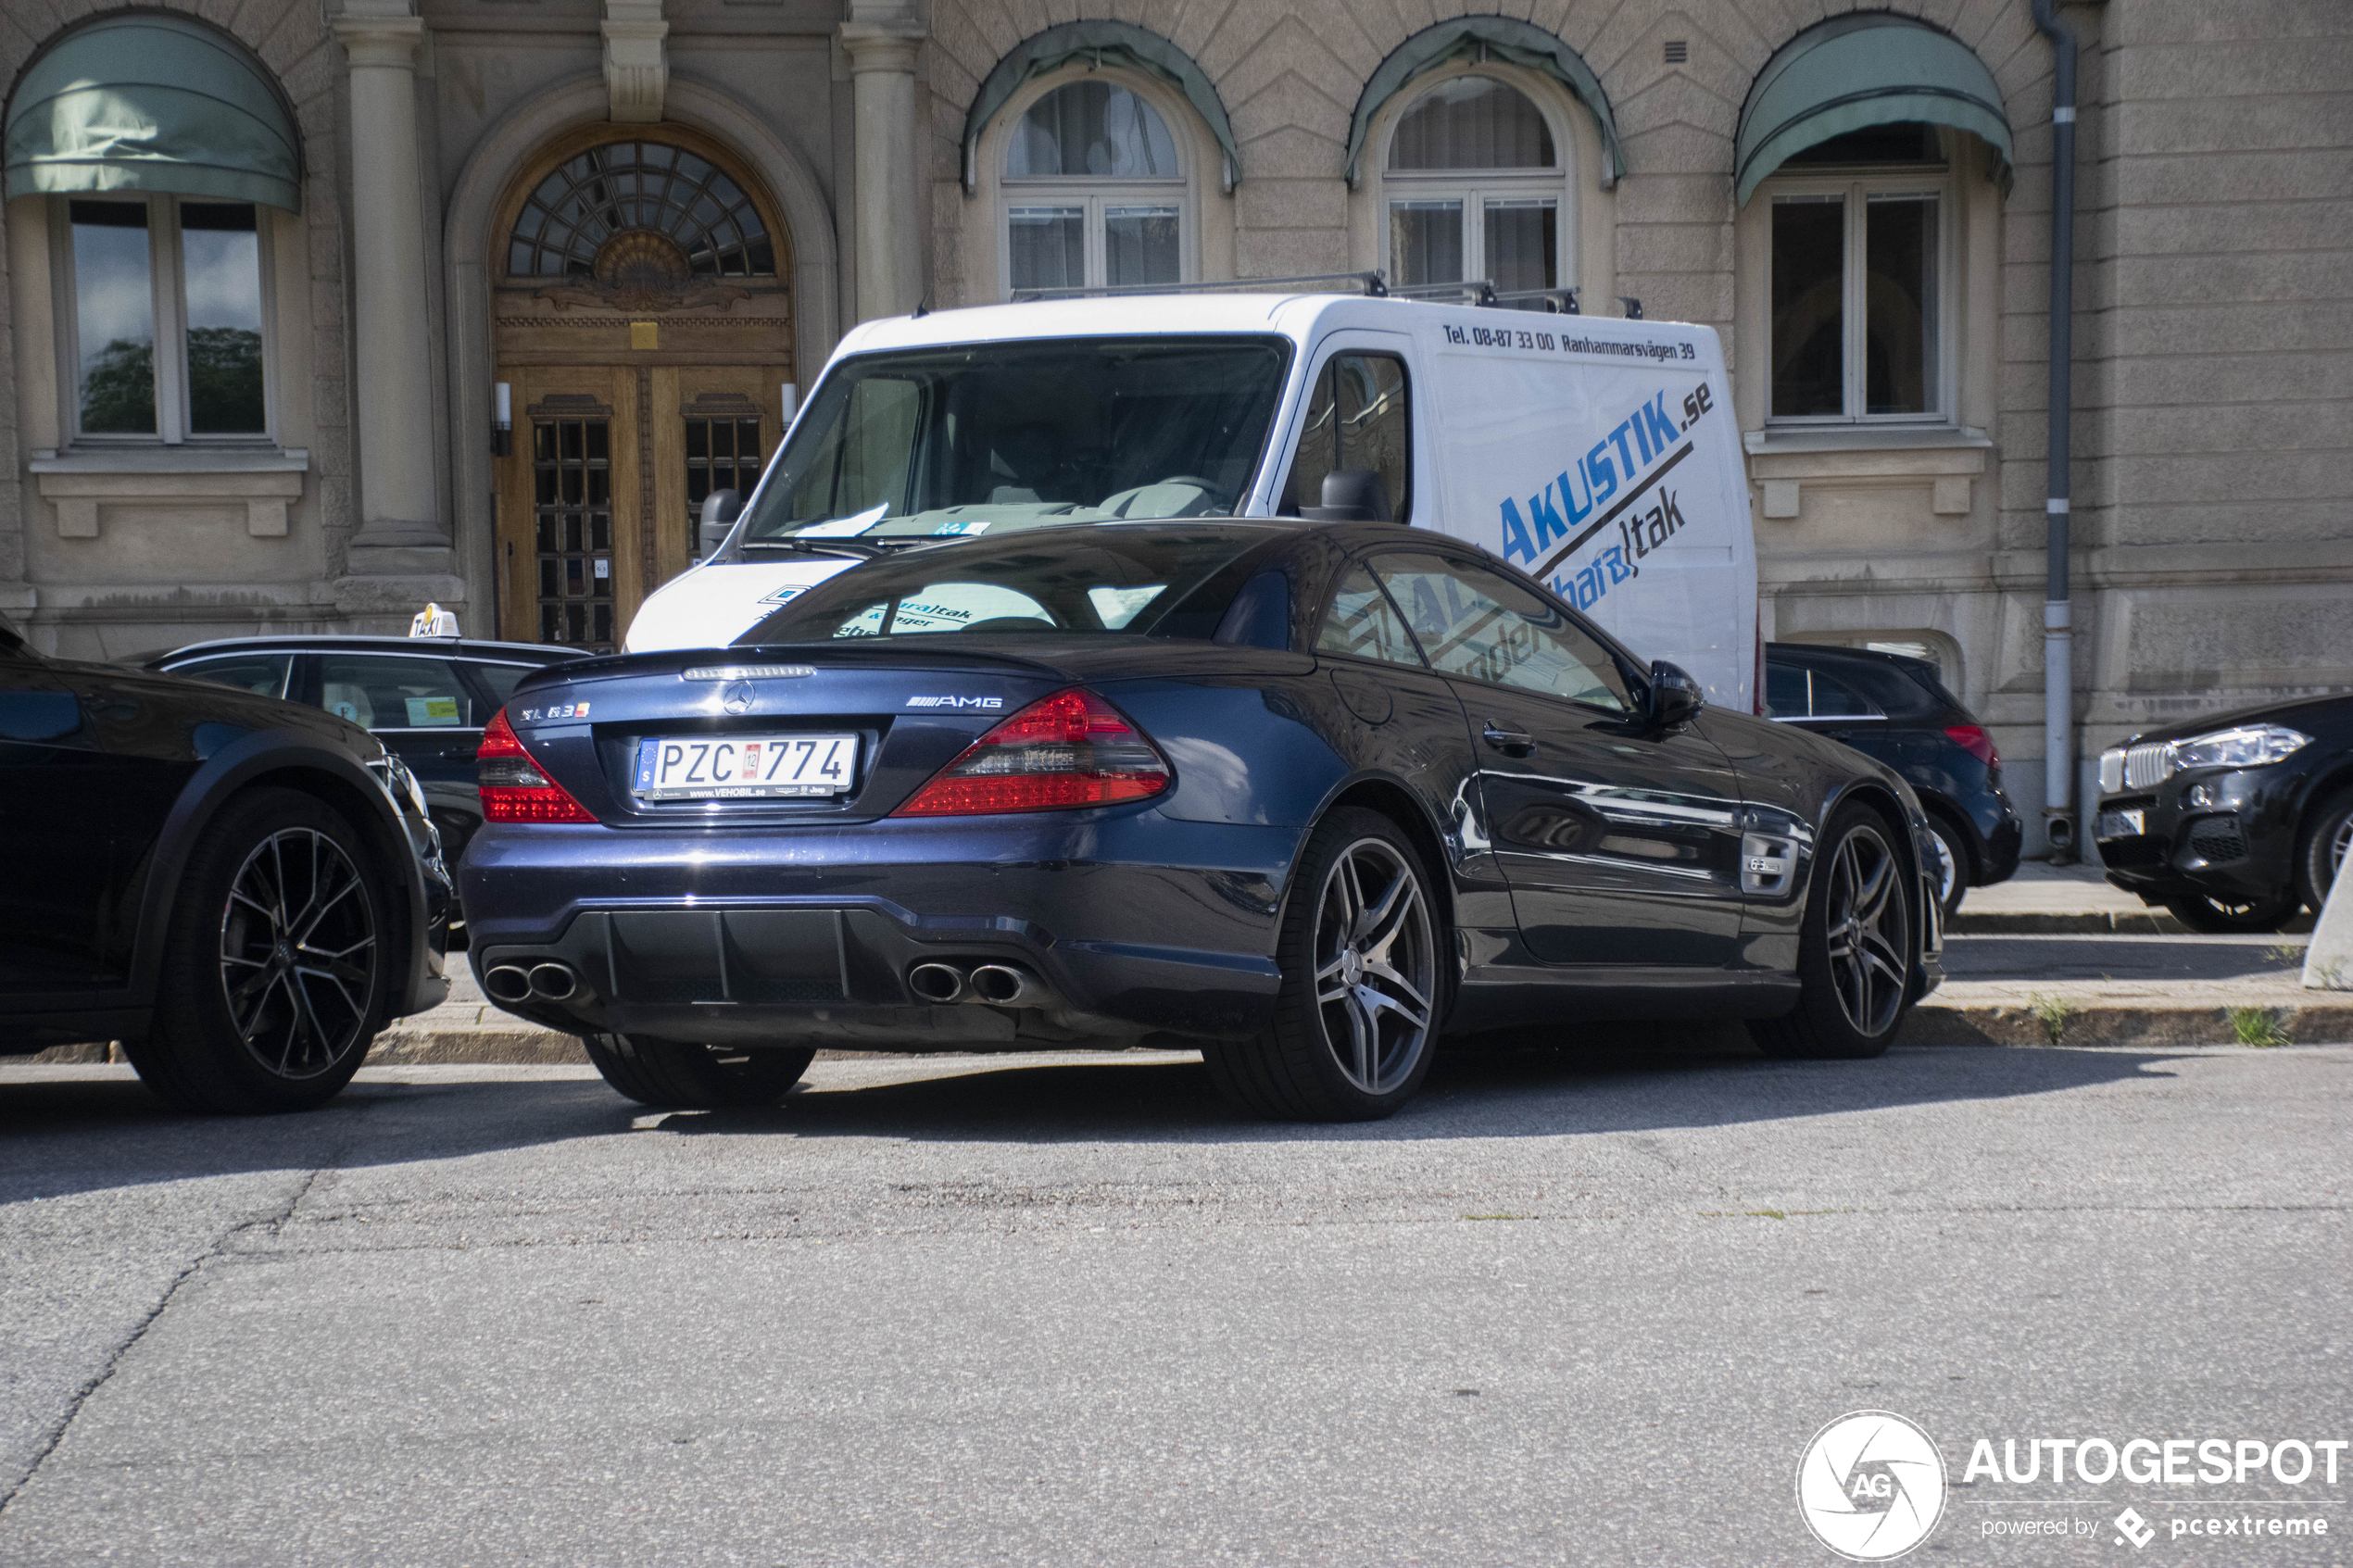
[698,489,742,559]
[1648,659,1705,728]
[1301,469,1393,523]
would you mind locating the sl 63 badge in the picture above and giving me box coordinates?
[519,702,590,721]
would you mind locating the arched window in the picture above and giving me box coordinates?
[1383,77,1567,303]
[507,139,774,278]
[1001,81,1185,295]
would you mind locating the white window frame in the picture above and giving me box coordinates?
[1376,70,1576,297]
[50,192,279,447]
[1762,164,1956,427]
[997,76,1191,298]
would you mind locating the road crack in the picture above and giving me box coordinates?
[0,1165,331,1517]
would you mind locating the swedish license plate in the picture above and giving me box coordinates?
[2095,809,2145,840]
[633,734,856,800]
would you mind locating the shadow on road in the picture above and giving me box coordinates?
[2,1029,2188,1201]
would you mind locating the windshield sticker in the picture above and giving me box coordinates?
[931,519,992,536]
[760,584,807,606]
[799,503,889,537]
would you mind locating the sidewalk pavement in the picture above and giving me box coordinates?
[30,861,2349,1068]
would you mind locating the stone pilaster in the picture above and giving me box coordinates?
[332,7,450,573]
[839,6,925,322]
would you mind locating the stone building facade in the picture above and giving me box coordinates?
[3,0,2347,849]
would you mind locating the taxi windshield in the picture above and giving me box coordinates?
[736,336,1290,546]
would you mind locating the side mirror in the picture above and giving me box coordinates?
[1301,469,1393,523]
[1649,659,1705,728]
[697,489,743,560]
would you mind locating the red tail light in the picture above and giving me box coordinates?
[478,709,598,822]
[894,688,1171,817]
[1945,724,2000,769]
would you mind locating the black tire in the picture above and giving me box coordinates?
[123,788,392,1114]
[2163,890,2298,935]
[1750,803,1917,1061]
[1923,813,1970,921]
[1202,808,1443,1122]
[2294,786,2353,915]
[582,1033,813,1110]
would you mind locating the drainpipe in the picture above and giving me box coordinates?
[2033,0,2079,861]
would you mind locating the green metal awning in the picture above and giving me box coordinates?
[1736,14,2011,205]
[5,15,300,210]
[963,20,1240,193]
[1345,17,1622,190]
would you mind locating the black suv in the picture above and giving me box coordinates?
[2094,693,2353,932]
[144,634,592,872]
[1766,643,2023,917]
[3,612,452,1111]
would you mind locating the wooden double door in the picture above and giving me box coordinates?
[494,364,790,651]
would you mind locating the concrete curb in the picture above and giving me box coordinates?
[28,1002,2353,1068]
[1946,911,2187,935]
[1906,1000,2353,1048]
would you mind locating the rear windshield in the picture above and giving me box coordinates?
[735,526,1273,644]
[736,336,1290,546]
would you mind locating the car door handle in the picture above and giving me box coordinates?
[1481,723,1535,757]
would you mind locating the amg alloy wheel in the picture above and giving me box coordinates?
[1751,805,1916,1060]
[127,789,390,1113]
[1203,808,1441,1121]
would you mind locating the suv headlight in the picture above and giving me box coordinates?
[2172,723,2309,771]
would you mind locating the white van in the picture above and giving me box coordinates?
[624,291,1756,709]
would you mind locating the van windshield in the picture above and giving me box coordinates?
[736,336,1290,547]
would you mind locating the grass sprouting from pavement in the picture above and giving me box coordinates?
[2027,991,2076,1045]
[2227,1006,2292,1047]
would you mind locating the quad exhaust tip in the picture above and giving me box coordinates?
[483,961,583,1005]
[528,962,581,1001]
[483,964,533,1005]
[968,963,1040,1007]
[907,960,1047,1007]
[907,961,967,1004]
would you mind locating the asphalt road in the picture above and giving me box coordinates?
[3,1035,2348,1566]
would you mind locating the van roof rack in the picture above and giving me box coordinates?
[1008,272,1583,314]
[1011,271,1388,302]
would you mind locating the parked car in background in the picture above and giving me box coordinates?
[1764,642,2022,919]
[143,634,593,882]
[2095,693,2353,933]
[1,611,452,1112]
[462,519,1944,1122]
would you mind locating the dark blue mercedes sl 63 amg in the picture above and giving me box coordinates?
[459,521,1944,1121]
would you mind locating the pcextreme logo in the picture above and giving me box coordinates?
[1798,1411,1950,1561]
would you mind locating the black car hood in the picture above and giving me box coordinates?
[2120,692,2353,747]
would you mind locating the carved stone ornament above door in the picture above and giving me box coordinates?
[537,230,753,313]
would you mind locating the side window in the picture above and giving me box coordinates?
[1806,668,1880,719]
[1765,660,1810,719]
[318,654,474,731]
[1315,566,1423,667]
[1282,354,1410,521]
[170,653,291,699]
[1369,552,1629,711]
